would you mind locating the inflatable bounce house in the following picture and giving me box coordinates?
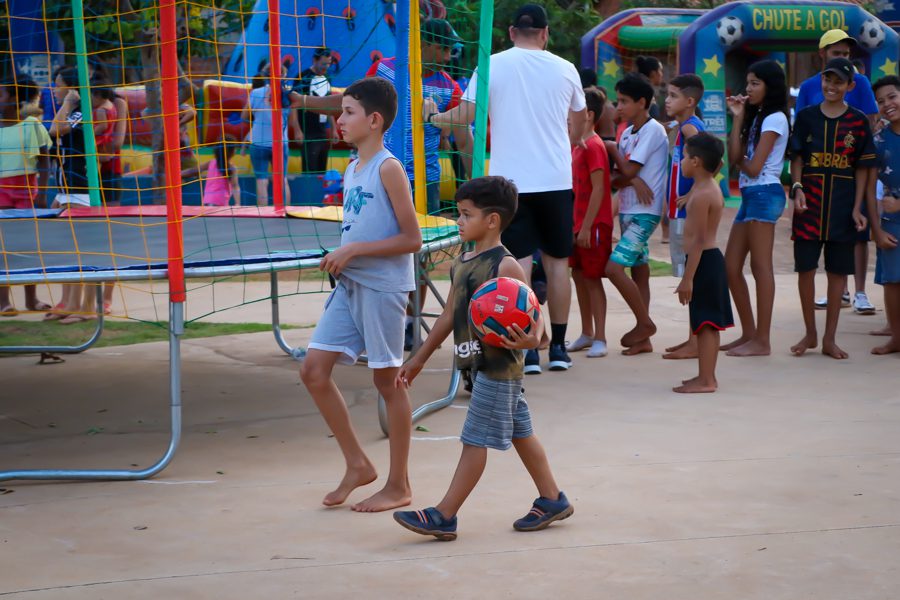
[580,9,703,98]
[681,0,898,186]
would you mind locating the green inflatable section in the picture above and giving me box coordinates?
[617,25,686,51]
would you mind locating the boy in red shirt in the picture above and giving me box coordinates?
[568,87,613,358]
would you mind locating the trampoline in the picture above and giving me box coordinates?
[0,206,463,482]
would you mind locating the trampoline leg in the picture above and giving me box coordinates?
[0,301,183,482]
[271,271,305,360]
[0,284,104,355]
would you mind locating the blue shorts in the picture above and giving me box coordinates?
[249,143,289,180]
[308,278,407,369]
[735,183,786,224]
[460,373,533,451]
[875,217,900,285]
[610,213,661,268]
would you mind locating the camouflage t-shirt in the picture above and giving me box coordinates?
[451,245,524,381]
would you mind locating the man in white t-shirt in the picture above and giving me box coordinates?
[426,3,587,374]
[607,74,669,355]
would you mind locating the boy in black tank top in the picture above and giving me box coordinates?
[393,176,573,541]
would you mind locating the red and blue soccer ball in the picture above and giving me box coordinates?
[469,277,540,348]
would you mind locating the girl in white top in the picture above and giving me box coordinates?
[723,60,790,357]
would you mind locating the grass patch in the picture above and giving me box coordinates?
[0,320,304,349]
[650,259,672,277]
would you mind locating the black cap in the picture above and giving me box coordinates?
[823,57,854,82]
[512,4,549,29]
[422,19,460,48]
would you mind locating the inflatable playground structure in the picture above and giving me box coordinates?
[582,0,900,191]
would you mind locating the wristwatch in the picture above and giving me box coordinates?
[790,182,803,199]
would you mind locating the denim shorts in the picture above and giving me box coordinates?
[249,143,289,179]
[460,372,533,451]
[735,183,786,224]
[875,217,900,285]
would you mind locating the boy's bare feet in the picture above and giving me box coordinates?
[351,482,412,513]
[681,375,717,386]
[322,464,377,507]
[726,339,771,357]
[870,326,892,336]
[790,334,818,356]
[622,339,653,355]
[719,335,750,352]
[663,343,697,360]
[0,304,17,317]
[821,339,848,360]
[621,321,656,348]
[872,340,900,355]
[673,377,717,393]
[664,340,688,353]
[26,300,52,311]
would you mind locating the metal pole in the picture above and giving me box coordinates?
[0,284,104,354]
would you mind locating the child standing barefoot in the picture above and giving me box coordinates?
[300,78,422,512]
[722,61,789,357]
[394,176,572,541]
[674,133,733,394]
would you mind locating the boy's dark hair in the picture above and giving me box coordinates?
[873,75,900,95]
[635,55,662,79]
[685,132,724,174]
[669,73,704,104]
[455,176,518,230]
[55,65,80,88]
[615,73,654,110]
[584,86,604,124]
[343,77,398,132]
[579,67,597,89]
[0,75,39,105]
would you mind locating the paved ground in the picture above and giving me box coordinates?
[2,207,899,598]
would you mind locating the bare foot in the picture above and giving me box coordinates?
[726,339,771,357]
[351,483,412,513]
[872,339,900,355]
[622,339,653,356]
[621,321,657,347]
[663,343,697,360]
[821,340,849,360]
[673,379,717,393]
[322,465,377,507]
[664,340,689,353]
[870,326,892,336]
[26,300,52,312]
[719,336,750,352]
[790,334,818,356]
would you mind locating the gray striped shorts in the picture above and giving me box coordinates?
[460,372,533,451]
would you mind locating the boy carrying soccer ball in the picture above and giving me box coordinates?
[394,176,573,541]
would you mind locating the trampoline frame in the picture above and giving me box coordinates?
[0,237,461,482]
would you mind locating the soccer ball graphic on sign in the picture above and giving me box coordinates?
[716,16,745,48]
[859,19,886,49]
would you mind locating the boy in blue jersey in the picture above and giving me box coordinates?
[663,74,705,360]
[300,78,423,513]
[868,76,900,355]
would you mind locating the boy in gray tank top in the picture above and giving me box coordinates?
[393,176,573,541]
[301,78,423,513]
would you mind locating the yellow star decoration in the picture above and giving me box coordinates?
[880,58,898,77]
[602,59,621,78]
[703,55,722,78]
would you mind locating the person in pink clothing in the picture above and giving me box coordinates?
[202,138,240,207]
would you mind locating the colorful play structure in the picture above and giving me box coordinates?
[582,0,900,190]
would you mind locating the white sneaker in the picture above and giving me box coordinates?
[586,341,608,358]
[853,292,876,315]
[814,296,828,310]
[566,334,593,352]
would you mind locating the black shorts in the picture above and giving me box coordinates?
[501,189,574,259]
[794,239,855,275]
[689,248,734,334]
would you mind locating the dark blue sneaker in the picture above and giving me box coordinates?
[524,349,542,375]
[513,491,574,532]
[548,344,572,371]
[394,507,458,541]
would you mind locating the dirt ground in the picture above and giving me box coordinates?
[2,207,899,599]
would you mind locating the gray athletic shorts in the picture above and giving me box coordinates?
[460,372,534,451]
[308,277,407,369]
